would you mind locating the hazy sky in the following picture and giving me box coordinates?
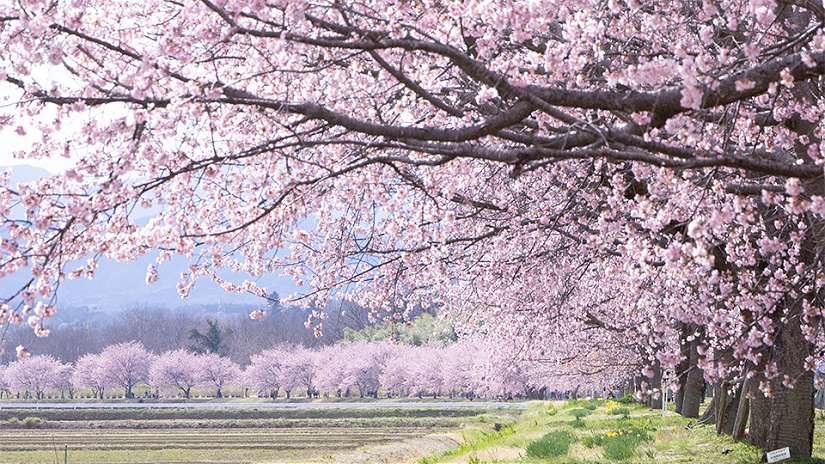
[0,78,76,173]
[0,120,76,173]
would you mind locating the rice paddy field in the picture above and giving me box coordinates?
[0,404,517,464]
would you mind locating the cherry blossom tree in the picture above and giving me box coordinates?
[0,364,9,399]
[378,345,414,398]
[314,344,349,397]
[99,341,154,399]
[278,347,318,399]
[439,343,476,399]
[3,355,64,399]
[149,349,201,398]
[72,353,109,399]
[0,338,638,401]
[335,342,394,398]
[405,347,444,398]
[245,347,288,398]
[198,353,240,398]
[53,363,75,399]
[3,0,825,456]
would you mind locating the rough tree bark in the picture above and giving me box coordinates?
[700,392,717,424]
[680,332,704,418]
[732,377,750,440]
[703,382,741,434]
[748,311,815,459]
[744,6,821,459]
[674,324,691,415]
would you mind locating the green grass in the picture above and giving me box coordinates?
[416,400,776,464]
[568,408,591,419]
[526,431,576,458]
[608,407,631,419]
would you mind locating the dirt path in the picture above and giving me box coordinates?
[331,431,464,464]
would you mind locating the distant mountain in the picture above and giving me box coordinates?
[50,253,299,309]
[0,165,301,314]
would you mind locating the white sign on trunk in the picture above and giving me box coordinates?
[766,447,791,463]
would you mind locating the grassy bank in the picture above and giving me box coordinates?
[417,399,799,464]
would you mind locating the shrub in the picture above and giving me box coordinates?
[582,435,600,448]
[604,436,637,460]
[21,416,45,428]
[609,407,631,419]
[564,399,586,408]
[588,425,654,461]
[605,399,621,411]
[526,431,576,458]
[582,425,653,447]
[584,400,600,410]
[616,394,637,405]
[568,408,591,420]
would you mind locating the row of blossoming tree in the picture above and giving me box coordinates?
[3,0,825,458]
[0,340,619,400]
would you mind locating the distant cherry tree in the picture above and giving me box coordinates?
[149,350,201,399]
[198,353,240,398]
[99,342,154,399]
[244,347,288,399]
[72,353,109,399]
[3,355,65,399]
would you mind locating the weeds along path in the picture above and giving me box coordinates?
[417,399,771,464]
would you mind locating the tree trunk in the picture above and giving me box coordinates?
[681,340,704,418]
[700,392,717,424]
[716,382,741,435]
[748,312,814,459]
[645,363,664,410]
[732,377,750,440]
[716,383,729,434]
[674,325,692,414]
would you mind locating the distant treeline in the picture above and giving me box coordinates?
[0,298,378,365]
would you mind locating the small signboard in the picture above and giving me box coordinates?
[766,447,791,463]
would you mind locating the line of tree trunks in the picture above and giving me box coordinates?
[744,10,821,455]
